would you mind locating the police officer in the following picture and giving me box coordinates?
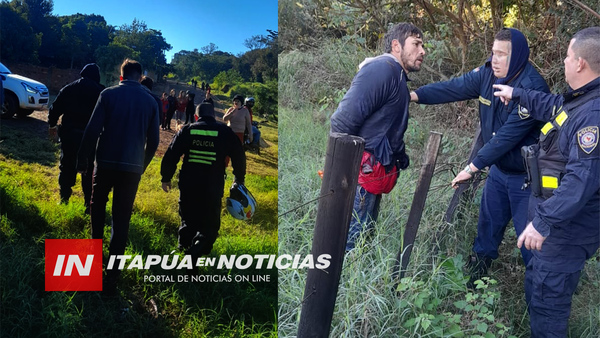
[411,28,550,287]
[161,103,246,259]
[493,27,600,337]
[48,63,104,212]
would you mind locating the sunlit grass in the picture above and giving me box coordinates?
[0,119,278,337]
[277,104,600,337]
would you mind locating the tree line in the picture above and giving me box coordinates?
[279,0,599,92]
[0,0,278,88]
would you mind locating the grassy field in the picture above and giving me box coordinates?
[0,114,278,337]
[277,44,600,337]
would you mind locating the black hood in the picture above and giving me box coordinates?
[80,63,101,83]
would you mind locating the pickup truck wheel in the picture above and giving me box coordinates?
[1,93,17,119]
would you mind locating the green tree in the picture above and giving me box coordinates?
[212,69,244,92]
[94,43,139,84]
[57,14,111,69]
[8,0,60,66]
[238,30,278,82]
[201,43,218,55]
[0,3,40,63]
[58,15,91,69]
[112,19,172,77]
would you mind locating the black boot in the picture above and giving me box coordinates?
[59,186,72,204]
[466,254,493,289]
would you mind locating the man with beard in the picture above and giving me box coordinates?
[410,28,550,288]
[330,22,425,252]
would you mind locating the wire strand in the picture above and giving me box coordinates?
[278,190,334,218]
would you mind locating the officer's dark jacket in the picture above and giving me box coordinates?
[160,116,246,197]
[512,77,600,247]
[415,62,549,173]
[330,55,410,170]
[48,64,105,132]
[78,80,160,174]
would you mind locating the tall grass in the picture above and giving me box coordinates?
[277,42,600,337]
[1,119,278,337]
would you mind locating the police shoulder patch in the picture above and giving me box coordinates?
[518,105,530,119]
[577,126,599,154]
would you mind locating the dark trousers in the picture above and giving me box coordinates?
[525,239,598,337]
[472,165,532,264]
[163,109,175,129]
[184,111,194,124]
[58,130,94,205]
[346,185,382,251]
[90,168,141,279]
[178,188,222,255]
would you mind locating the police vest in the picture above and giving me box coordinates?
[537,89,600,199]
[537,108,568,199]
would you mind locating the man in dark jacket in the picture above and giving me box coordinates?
[493,26,600,337]
[47,63,105,211]
[184,90,195,124]
[78,59,159,294]
[411,28,550,287]
[161,103,245,260]
[330,22,425,251]
[140,76,161,126]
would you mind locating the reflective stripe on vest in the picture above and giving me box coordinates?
[188,129,218,165]
[541,175,559,189]
[537,107,571,199]
[191,129,218,137]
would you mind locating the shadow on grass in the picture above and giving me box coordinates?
[0,115,58,166]
[169,266,278,334]
[247,150,278,174]
[0,185,49,239]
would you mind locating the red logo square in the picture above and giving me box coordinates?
[45,239,103,291]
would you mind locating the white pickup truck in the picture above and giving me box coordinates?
[1,62,49,118]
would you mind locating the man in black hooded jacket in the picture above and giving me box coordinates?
[48,63,104,212]
[411,28,550,288]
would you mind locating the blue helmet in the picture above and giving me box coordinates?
[226,183,257,220]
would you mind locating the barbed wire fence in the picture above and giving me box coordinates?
[279,131,487,336]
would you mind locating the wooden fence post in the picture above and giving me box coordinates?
[443,127,484,223]
[297,132,364,338]
[392,131,443,281]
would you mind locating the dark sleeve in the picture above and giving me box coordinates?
[512,88,565,123]
[227,128,246,183]
[160,128,186,182]
[330,61,396,135]
[48,86,71,127]
[77,93,105,171]
[472,77,550,169]
[532,122,600,236]
[472,106,539,169]
[414,67,483,104]
[144,103,161,171]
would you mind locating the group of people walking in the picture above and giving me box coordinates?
[160,89,198,130]
[48,59,258,295]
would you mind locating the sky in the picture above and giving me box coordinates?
[52,0,278,63]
